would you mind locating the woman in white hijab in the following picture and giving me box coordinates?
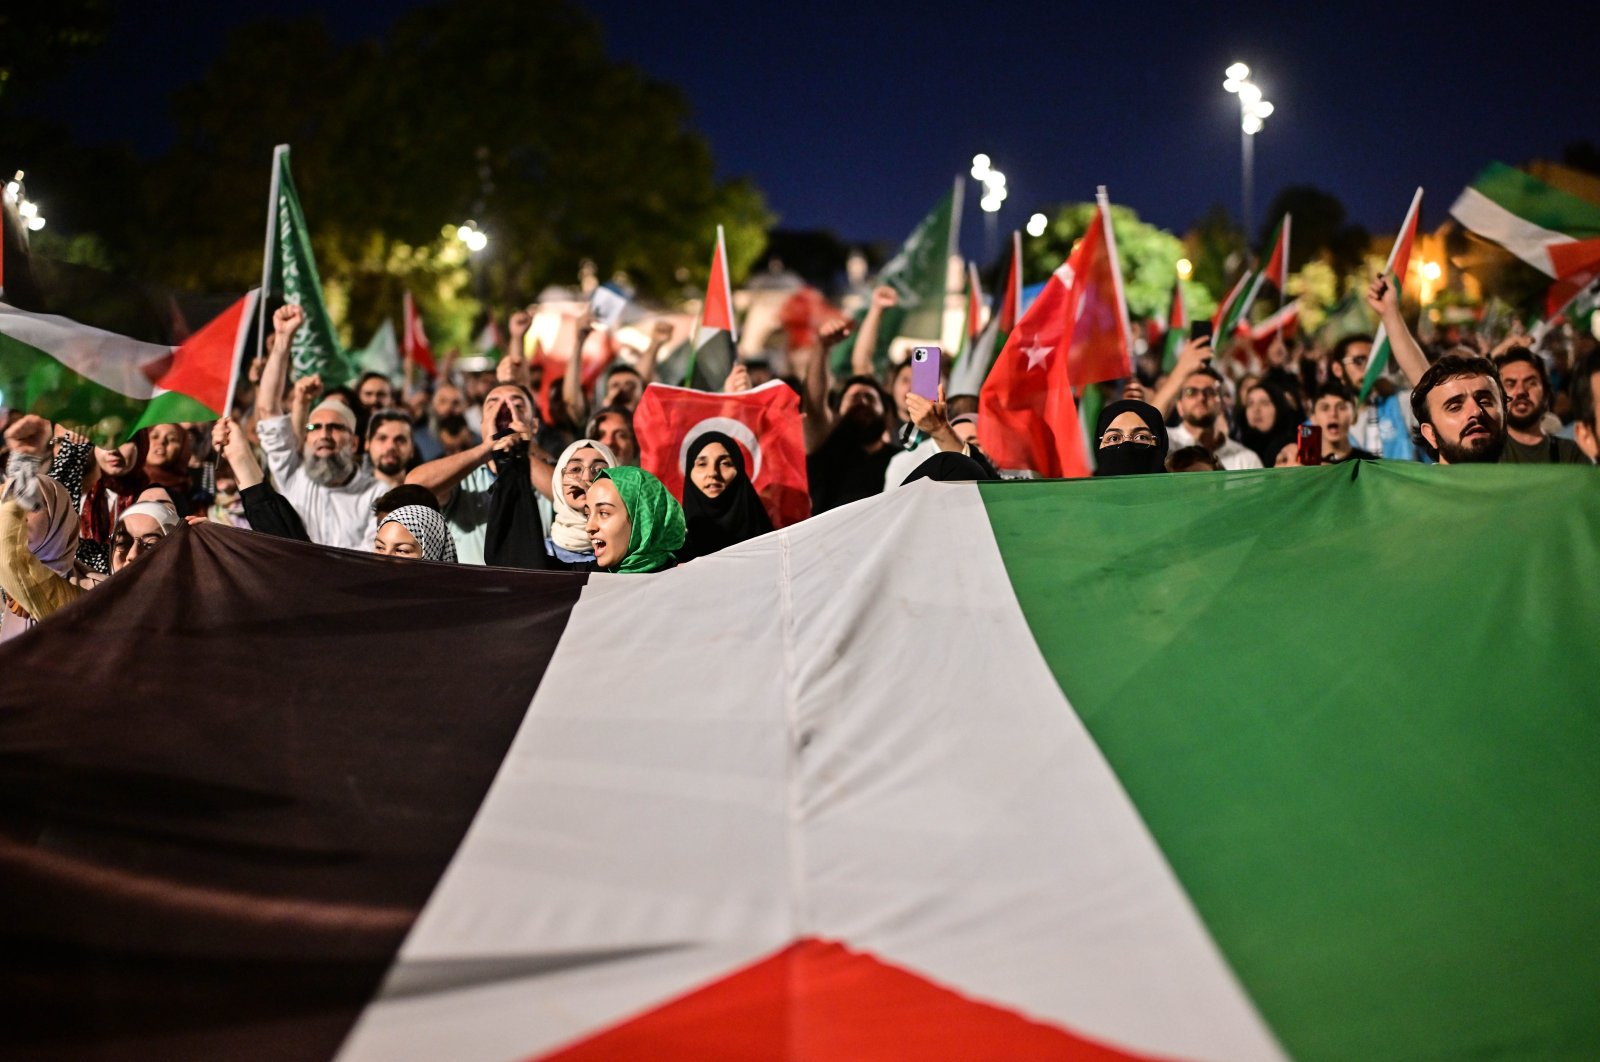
[546,437,618,570]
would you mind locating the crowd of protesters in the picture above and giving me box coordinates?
[3,265,1597,637]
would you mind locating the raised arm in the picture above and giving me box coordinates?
[215,416,309,541]
[255,304,304,419]
[287,373,322,450]
[637,319,674,388]
[563,309,596,428]
[406,438,492,506]
[852,285,897,377]
[804,318,854,453]
[1366,272,1428,387]
[499,309,533,390]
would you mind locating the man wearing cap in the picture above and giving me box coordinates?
[255,304,384,550]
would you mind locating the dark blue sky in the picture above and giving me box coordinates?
[30,0,1595,254]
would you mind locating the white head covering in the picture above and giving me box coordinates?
[117,500,181,535]
[548,438,619,554]
[378,504,458,563]
[310,398,358,432]
[3,454,79,577]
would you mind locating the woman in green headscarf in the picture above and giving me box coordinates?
[583,466,686,574]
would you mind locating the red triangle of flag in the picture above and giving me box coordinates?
[702,227,736,337]
[537,937,1161,1061]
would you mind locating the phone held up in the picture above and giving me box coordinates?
[1297,424,1323,466]
[910,345,942,402]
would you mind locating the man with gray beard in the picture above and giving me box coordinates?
[255,304,384,550]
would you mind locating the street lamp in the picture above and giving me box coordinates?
[1176,257,1193,280]
[456,220,488,253]
[1223,63,1273,236]
[4,170,46,231]
[1026,213,1048,238]
[972,154,1008,259]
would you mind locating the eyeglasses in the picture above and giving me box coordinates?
[307,421,351,434]
[563,461,609,478]
[1181,387,1220,400]
[112,533,165,554]
[1100,429,1158,446]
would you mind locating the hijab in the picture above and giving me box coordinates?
[84,429,151,544]
[549,438,619,554]
[1093,399,1169,477]
[679,431,773,562]
[594,466,685,574]
[900,451,995,485]
[378,504,459,563]
[3,457,79,578]
[1235,382,1301,468]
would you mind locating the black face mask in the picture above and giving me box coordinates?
[1095,441,1166,477]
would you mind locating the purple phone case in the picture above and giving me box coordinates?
[911,346,942,401]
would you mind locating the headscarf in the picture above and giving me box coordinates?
[30,476,80,577]
[378,504,459,563]
[901,451,996,485]
[549,438,619,554]
[1093,399,1169,477]
[142,424,194,494]
[84,429,150,544]
[117,500,181,536]
[1235,382,1302,468]
[679,431,773,562]
[594,466,685,574]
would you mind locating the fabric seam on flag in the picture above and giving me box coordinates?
[778,529,809,937]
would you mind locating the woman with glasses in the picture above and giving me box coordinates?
[1093,399,1169,477]
[545,438,619,569]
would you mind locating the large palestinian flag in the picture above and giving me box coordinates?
[2,463,1597,1060]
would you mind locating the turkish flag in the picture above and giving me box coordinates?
[635,379,810,528]
[402,290,438,379]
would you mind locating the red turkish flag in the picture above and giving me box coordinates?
[634,379,809,528]
[402,290,438,379]
[978,197,1135,477]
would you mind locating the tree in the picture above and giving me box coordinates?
[1256,186,1368,278]
[133,0,772,346]
[1026,202,1214,322]
[1183,203,1246,303]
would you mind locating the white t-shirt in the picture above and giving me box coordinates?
[1167,422,1264,470]
[258,414,384,550]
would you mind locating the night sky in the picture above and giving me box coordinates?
[29,0,1596,256]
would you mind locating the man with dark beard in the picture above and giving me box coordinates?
[801,317,895,513]
[1492,347,1586,464]
[412,383,479,462]
[255,304,384,549]
[366,410,416,490]
[1411,353,1508,465]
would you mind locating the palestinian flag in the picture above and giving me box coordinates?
[956,260,983,363]
[634,378,809,527]
[1236,213,1292,324]
[1159,274,1188,372]
[1211,267,1255,341]
[684,225,738,389]
[1449,161,1600,275]
[3,465,1596,1061]
[1360,187,1423,402]
[0,293,256,444]
[947,229,1021,397]
[830,181,959,375]
[260,145,353,387]
[1244,300,1300,356]
[356,319,401,382]
[1536,235,1600,338]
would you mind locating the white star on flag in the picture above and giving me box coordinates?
[1022,339,1052,370]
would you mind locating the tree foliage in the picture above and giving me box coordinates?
[1025,202,1214,321]
[131,0,771,345]
[1256,185,1369,278]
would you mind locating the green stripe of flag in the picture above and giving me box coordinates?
[1468,162,1600,237]
[981,464,1600,1060]
[0,329,154,443]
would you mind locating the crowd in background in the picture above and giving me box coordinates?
[3,268,1597,640]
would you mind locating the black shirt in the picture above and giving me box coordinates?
[808,430,894,514]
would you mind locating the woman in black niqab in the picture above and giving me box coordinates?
[678,431,774,561]
[1093,399,1169,477]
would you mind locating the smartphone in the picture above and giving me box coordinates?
[1297,424,1323,466]
[1189,320,1213,342]
[910,345,942,402]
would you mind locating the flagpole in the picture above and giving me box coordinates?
[1096,187,1133,362]
[256,145,287,399]
[221,289,261,422]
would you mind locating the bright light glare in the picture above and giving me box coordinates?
[1226,62,1250,80]
[1242,115,1264,135]
[971,153,992,180]
[2,182,18,204]
[1223,78,1241,93]
[1176,258,1193,279]
[1256,101,1274,118]
[1422,261,1442,280]
[1026,213,1048,237]
[27,216,45,231]
[1238,82,1262,105]
[17,201,37,218]
[980,195,1003,214]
